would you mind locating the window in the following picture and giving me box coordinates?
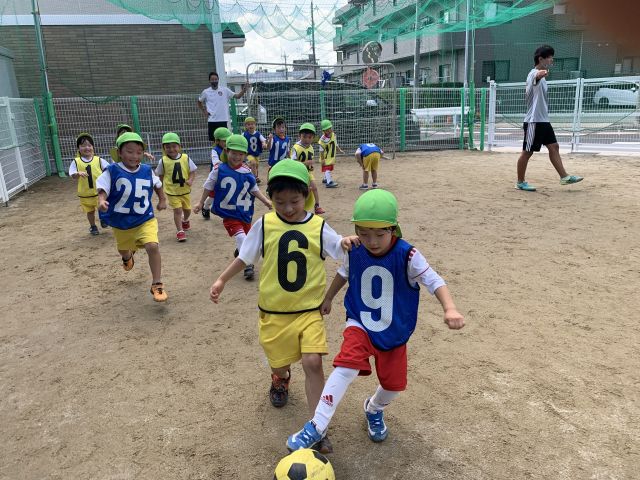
[482,60,510,82]
[554,57,579,72]
[620,57,640,75]
[406,69,413,80]
[439,64,451,82]
[393,38,398,54]
[484,1,513,19]
[553,3,567,14]
[440,8,457,24]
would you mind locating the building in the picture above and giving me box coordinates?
[0,0,245,98]
[333,0,632,87]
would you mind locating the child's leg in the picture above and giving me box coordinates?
[371,169,378,185]
[172,208,182,231]
[311,366,359,433]
[182,207,191,222]
[362,169,369,185]
[324,169,332,184]
[119,249,133,261]
[366,385,399,412]
[310,181,320,206]
[86,210,96,227]
[301,353,325,415]
[144,242,162,283]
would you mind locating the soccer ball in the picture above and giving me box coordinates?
[273,448,335,480]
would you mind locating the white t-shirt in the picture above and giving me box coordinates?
[96,163,162,196]
[202,164,259,193]
[68,156,110,175]
[199,86,235,122]
[154,155,198,176]
[238,213,345,266]
[524,68,550,123]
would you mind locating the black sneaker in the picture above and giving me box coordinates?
[201,208,210,219]
[89,225,99,236]
[243,264,254,280]
[100,220,109,228]
[269,370,290,408]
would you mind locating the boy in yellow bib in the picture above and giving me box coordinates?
[155,132,197,242]
[69,133,111,235]
[291,123,325,215]
[209,160,358,451]
[318,119,344,188]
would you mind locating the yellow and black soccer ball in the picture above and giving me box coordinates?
[274,449,335,480]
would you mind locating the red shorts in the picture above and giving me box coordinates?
[222,218,251,237]
[321,164,334,172]
[333,326,407,391]
[208,191,215,198]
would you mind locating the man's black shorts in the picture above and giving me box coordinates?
[522,122,557,152]
[208,121,229,142]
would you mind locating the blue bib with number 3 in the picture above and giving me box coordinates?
[344,240,420,350]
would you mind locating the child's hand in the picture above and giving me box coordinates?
[144,152,155,162]
[320,298,333,315]
[262,142,268,150]
[341,235,360,251]
[444,309,465,330]
[157,197,167,211]
[193,202,202,214]
[186,178,194,186]
[98,199,109,212]
[78,171,88,178]
[210,279,225,303]
[263,199,272,210]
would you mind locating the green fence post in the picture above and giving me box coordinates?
[468,85,476,150]
[459,88,465,150]
[399,88,406,152]
[130,96,141,133]
[320,91,326,121]
[33,98,51,176]
[480,88,487,151]
[230,98,239,133]
[45,92,65,177]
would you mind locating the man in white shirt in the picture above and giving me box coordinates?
[516,45,583,192]
[198,71,248,141]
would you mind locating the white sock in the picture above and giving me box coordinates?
[324,170,332,183]
[234,232,246,251]
[312,367,359,434]
[203,196,213,209]
[367,385,399,412]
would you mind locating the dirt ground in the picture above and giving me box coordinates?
[1,150,638,480]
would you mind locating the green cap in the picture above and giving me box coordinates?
[244,116,256,124]
[272,116,286,129]
[299,122,316,134]
[268,159,310,186]
[162,132,181,145]
[76,132,94,148]
[226,134,248,153]
[214,127,232,141]
[116,132,146,149]
[320,119,332,130]
[116,124,133,135]
[351,189,401,237]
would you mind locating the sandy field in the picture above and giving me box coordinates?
[1,150,638,480]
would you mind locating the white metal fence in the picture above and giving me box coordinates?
[0,97,46,204]
[488,76,640,153]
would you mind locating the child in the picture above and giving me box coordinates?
[355,143,383,190]
[243,116,267,184]
[266,117,290,169]
[69,132,111,235]
[97,132,169,302]
[193,134,271,279]
[318,119,344,188]
[202,126,232,219]
[155,132,197,242]
[287,189,465,451]
[209,160,357,452]
[111,124,155,163]
[291,123,325,215]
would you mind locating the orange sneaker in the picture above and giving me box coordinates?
[122,253,134,272]
[150,282,168,302]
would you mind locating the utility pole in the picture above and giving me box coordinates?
[412,0,420,108]
[311,0,317,79]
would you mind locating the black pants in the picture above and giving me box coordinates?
[208,121,229,142]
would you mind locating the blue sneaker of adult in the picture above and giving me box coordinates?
[287,421,323,451]
[515,181,536,192]
[364,398,388,442]
[560,175,583,185]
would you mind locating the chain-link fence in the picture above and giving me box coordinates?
[0,97,47,203]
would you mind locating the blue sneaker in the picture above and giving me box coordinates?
[287,421,323,451]
[364,398,388,442]
[515,181,536,192]
[560,175,583,185]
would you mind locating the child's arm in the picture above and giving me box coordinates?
[434,285,465,330]
[251,189,272,209]
[320,273,348,315]
[98,190,109,211]
[154,185,167,211]
[266,133,273,150]
[187,170,196,187]
[193,188,212,213]
[355,152,363,167]
[193,169,217,213]
[210,258,247,303]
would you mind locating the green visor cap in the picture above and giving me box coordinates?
[351,189,402,237]
[116,132,146,149]
[214,127,232,141]
[226,134,248,153]
[244,116,256,124]
[320,119,332,130]
[162,132,181,145]
[268,159,310,186]
[299,122,316,134]
[76,132,94,147]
